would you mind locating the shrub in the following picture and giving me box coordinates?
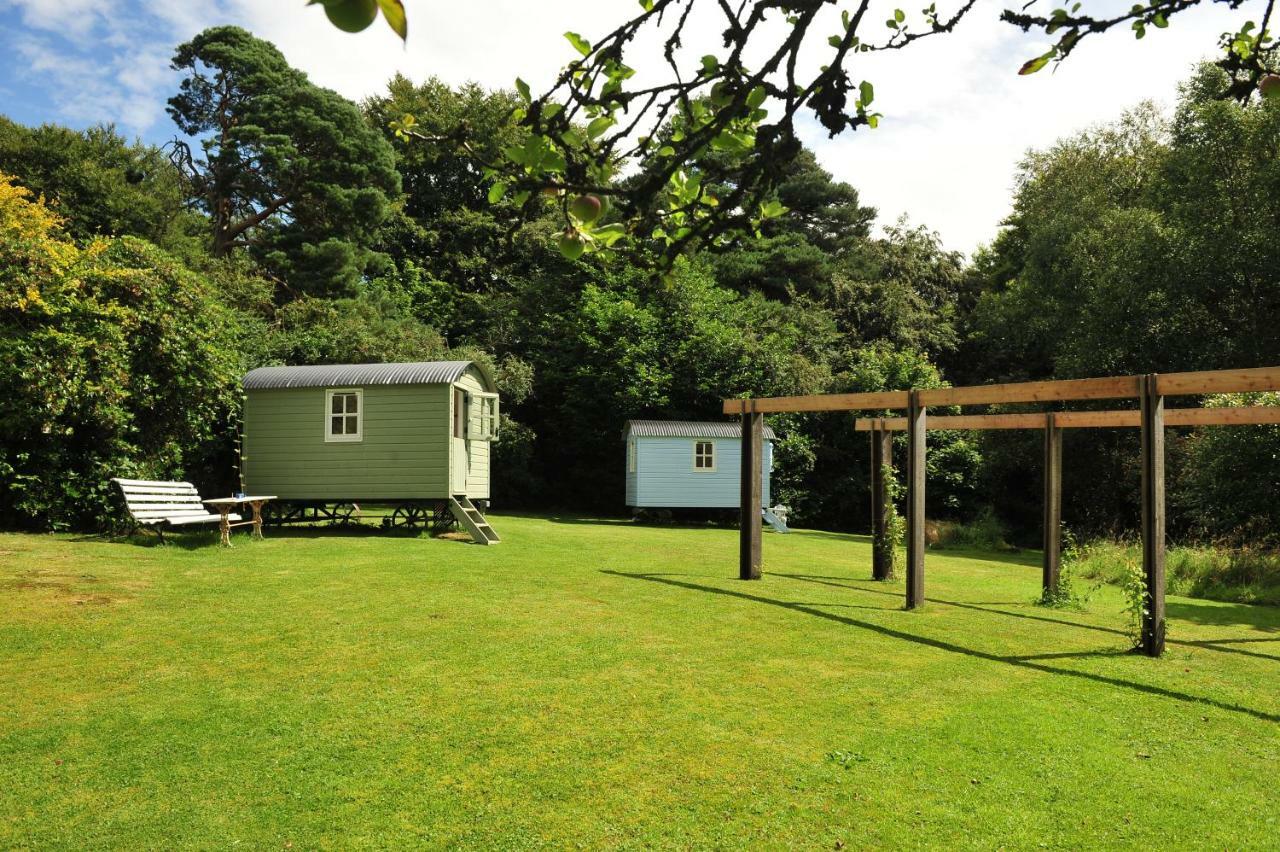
[0,174,244,530]
[929,507,1013,551]
[1067,538,1280,607]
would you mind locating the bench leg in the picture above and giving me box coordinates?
[250,501,266,540]
[219,510,232,548]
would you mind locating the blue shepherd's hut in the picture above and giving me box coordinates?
[624,420,786,529]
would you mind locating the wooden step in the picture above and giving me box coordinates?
[448,496,501,544]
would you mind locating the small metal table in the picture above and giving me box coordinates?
[203,496,277,547]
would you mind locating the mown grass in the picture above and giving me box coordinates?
[2,515,1278,848]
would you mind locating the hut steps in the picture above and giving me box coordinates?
[449,496,501,544]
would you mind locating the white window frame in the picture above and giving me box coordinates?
[693,440,716,472]
[470,391,500,441]
[324,388,363,443]
[628,439,637,473]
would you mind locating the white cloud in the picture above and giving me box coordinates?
[2,0,115,42]
[797,1,1245,254]
[12,34,168,131]
[0,0,1259,251]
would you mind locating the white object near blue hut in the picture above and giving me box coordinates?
[624,420,787,530]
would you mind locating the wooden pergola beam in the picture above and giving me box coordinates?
[723,390,910,415]
[725,365,1280,415]
[916,376,1140,407]
[1156,366,1280,396]
[852,406,1280,432]
[729,365,1280,659]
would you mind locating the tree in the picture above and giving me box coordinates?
[0,174,245,530]
[168,26,401,296]
[960,64,1280,542]
[832,220,967,357]
[707,147,876,300]
[0,117,203,258]
[362,76,544,336]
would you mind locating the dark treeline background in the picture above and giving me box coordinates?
[3,28,1278,544]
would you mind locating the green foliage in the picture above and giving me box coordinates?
[1176,394,1280,542]
[168,26,401,296]
[835,221,968,357]
[877,462,905,576]
[707,148,875,301]
[1119,553,1149,648]
[1068,538,1280,607]
[931,508,1012,551]
[266,287,447,366]
[0,175,244,529]
[963,64,1280,543]
[1037,529,1101,610]
[0,118,203,258]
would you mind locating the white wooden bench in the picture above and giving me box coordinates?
[111,478,239,542]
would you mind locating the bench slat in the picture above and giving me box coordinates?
[113,478,238,530]
[132,510,220,519]
[112,478,197,488]
[166,513,240,525]
[123,493,203,506]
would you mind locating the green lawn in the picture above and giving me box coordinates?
[2,516,1277,848]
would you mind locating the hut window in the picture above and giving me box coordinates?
[470,392,500,441]
[453,388,467,438]
[324,389,362,442]
[694,441,715,471]
[628,440,637,473]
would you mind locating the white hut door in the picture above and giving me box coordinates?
[451,388,469,494]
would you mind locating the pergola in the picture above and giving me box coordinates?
[725,367,1280,657]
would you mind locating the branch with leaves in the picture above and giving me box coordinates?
[314,0,1280,266]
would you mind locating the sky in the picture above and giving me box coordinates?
[0,0,1253,255]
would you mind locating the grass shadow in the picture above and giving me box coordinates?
[602,570,1280,724]
[1166,600,1280,631]
[778,573,1280,663]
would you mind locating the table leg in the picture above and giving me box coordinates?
[219,508,232,548]
[251,501,266,540]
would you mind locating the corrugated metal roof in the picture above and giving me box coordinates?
[244,361,491,390]
[624,420,777,440]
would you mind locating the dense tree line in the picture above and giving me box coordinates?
[958,64,1280,544]
[2,27,1277,547]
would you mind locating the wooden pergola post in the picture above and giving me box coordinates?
[1042,413,1063,595]
[1139,374,1166,656]
[739,403,763,580]
[870,419,894,580]
[905,392,926,609]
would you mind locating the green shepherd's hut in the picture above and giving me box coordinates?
[241,361,501,543]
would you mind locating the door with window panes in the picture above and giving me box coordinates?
[451,388,500,495]
[451,388,468,493]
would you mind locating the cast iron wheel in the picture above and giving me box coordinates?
[389,504,425,530]
[329,502,360,527]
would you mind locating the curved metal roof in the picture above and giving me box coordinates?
[243,361,494,391]
[624,420,777,440]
